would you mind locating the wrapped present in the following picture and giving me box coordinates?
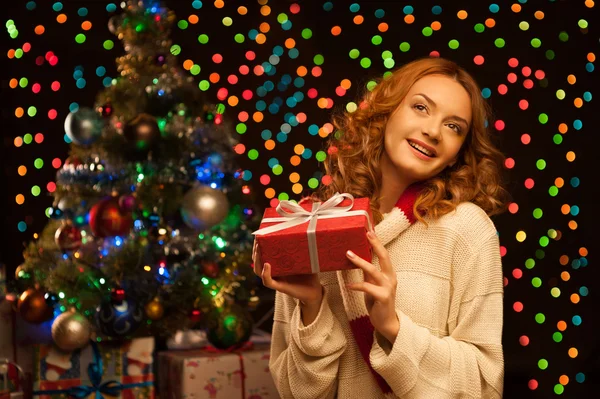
[252,193,373,277]
[1,358,25,398]
[30,337,154,399]
[158,341,277,399]
[0,263,14,364]
[0,301,16,363]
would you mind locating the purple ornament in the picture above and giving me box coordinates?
[155,54,166,66]
[118,195,136,212]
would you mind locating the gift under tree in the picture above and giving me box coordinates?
[12,0,262,353]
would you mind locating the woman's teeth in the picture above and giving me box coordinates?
[409,141,434,157]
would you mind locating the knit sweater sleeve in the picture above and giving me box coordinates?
[369,232,505,398]
[269,284,347,399]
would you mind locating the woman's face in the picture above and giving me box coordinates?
[382,74,472,183]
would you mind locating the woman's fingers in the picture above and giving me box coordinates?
[252,241,263,277]
[346,250,386,286]
[261,263,287,292]
[366,231,395,278]
[345,281,388,302]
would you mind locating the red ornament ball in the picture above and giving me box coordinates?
[64,157,82,167]
[189,308,202,323]
[89,197,133,238]
[202,261,219,278]
[99,103,113,117]
[111,287,126,303]
[54,224,82,251]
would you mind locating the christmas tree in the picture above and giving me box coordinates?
[13,0,262,350]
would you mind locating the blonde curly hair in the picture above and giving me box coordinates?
[310,56,512,226]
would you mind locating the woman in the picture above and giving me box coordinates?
[253,56,511,398]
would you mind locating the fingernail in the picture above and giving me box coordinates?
[346,250,355,258]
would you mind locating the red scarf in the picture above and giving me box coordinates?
[336,183,425,394]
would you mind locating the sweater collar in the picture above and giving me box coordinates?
[374,182,425,247]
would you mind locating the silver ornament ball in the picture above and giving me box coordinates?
[51,311,92,351]
[180,186,230,230]
[64,107,104,146]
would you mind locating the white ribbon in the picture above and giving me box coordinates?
[252,193,373,273]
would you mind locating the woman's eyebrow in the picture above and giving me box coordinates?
[414,93,470,128]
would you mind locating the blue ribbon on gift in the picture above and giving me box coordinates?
[33,340,153,398]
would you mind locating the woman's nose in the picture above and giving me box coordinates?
[422,124,442,142]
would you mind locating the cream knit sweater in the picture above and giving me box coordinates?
[269,201,504,398]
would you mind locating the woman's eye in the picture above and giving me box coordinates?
[447,124,461,133]
[414,104,427,112]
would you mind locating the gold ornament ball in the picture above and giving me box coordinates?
[18,288,53,324]
[15,265,24,279]
[15,265,31,281]
[145,298,164,321]
[51,311,92,351]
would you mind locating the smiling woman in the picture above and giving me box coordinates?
[257,56,512,399]
[314,56,511,225]
[379,74,473,207]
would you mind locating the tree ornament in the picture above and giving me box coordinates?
[54,223,82,251]
[89,197,133,238]
[18,288,53,324]
[107,14,122,34]
[202,261,219,279]
[123,113,160,159]
[49,206,64,219]
[118,195,136,212]
[98,103,113,117]
[111,286,126,304]
[13,265,32,293]
[189,307,202,324]
[15,265,31,281]
[205,303,253,350]
[180,186,229,230]
[144,297,165,321]
[51,310,92,351]
[96,297,143,338]
[64,107,104,146]
[154,54,166,66]
[64,156,83,168]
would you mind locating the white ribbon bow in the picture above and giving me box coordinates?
[252,193,372,273]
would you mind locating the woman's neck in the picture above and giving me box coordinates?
[378,153,415,215]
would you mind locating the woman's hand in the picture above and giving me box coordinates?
[252,239,324,323]
[345,230,400,343]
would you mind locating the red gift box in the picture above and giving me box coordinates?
[253,194,374,277]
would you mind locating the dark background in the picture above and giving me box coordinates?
[2,0,599,397]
